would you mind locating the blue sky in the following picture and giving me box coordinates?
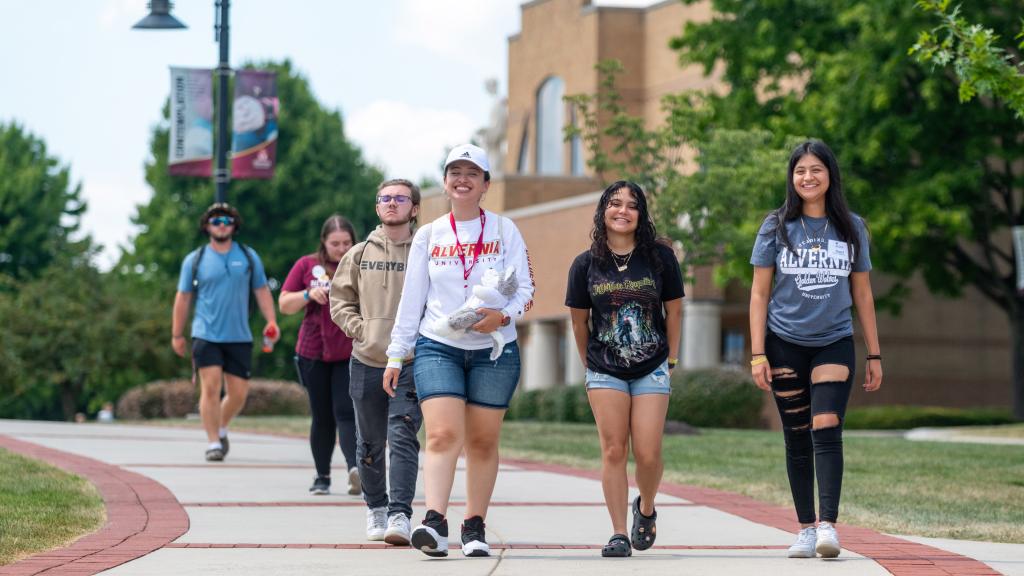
[1,0,654,267]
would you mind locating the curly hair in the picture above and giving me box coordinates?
[590,180,664,273]
[198,202,242,236]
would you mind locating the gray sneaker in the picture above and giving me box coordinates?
[347,467,362,495]
[787,526,817,558]
[366,506,387,541]
[384,512,411,546]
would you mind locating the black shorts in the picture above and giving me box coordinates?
[192,339,253,379]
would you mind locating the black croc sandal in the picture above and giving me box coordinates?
[631,495,657,550]
[602,533,632,557]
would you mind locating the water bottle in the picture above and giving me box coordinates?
[262,325,278,353]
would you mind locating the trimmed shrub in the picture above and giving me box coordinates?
[116,379,196,420]
[241,380,309,416]
[117,378,309,420]
[668,368,762,428]
[844,406,1014,430]
[506,367,761,429]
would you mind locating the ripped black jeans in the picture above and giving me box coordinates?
[765,331,854,524]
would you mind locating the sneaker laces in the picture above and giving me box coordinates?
[796,526,817,545]
[461,516,486,544]
[367,507,387,531]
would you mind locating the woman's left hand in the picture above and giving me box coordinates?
[864,359,883,391]
[472,308,503,334]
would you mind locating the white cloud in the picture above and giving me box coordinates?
[347,100,476,182]
[79,176,149,270]
[394,0,518,74]
[99,0,147,30]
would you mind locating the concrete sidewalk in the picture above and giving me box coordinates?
[0,419,1016,575]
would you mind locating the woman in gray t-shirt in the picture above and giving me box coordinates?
[749,140,883,559]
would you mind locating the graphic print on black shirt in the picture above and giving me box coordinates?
[565,244,684,381]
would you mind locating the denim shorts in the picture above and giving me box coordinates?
[585,361,671,396]
[412,336,521,409]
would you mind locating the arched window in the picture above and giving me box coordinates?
[535,76,565,175]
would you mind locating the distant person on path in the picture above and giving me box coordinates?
[384,144,535,558]
[331,179,423,546]
[565,180,684,558]
[172,202,278,462]
[749,139,882,559]
[280,215,360,496]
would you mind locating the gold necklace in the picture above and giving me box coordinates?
[800,217,829,251]
[611,249,634,272]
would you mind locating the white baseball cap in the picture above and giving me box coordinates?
[444,143,490,173]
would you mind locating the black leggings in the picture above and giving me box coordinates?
[295,356,357,477]
[765,332,854,524]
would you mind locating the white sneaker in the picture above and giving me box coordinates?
[365,506,387,541]
[384,512,411,546]
[787,526,817,558]
[347,467,361,495]
[816,522,841,558]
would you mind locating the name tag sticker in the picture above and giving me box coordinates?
[828,240,849,260]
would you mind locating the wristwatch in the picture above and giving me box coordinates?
[500,310,511,327]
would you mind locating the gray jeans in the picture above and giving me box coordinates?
[349,357,422,518]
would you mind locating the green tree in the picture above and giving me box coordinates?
[670,0,1024,418]
[0,123,86,280]
[120,59,383,379]
[910,0,1024,117]
[0,244,179,421]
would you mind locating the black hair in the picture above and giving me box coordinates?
[764,140,862,263]
[590,180,665,273]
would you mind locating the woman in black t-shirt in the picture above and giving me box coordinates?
[565,180,684,557]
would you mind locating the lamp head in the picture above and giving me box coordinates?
[132,0,187,30]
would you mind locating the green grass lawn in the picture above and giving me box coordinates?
[0,449,105,566]
[146,416,1024,544]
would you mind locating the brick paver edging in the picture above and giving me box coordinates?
[503,458,1002,576]
[0,435,189,576]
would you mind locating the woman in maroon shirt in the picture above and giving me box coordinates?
[280,215,359,495]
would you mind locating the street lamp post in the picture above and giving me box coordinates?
[133,0,232,205]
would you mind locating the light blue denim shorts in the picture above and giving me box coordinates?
[585,361,671,396]
[412,336,520,409]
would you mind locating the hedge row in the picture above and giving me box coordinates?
[843,405,1014,429]
[506,367,763,429]
[117,379,309,420]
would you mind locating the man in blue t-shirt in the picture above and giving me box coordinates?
[171,203,279,462]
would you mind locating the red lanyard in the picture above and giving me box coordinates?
[449,209,487,281]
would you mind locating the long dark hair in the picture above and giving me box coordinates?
[590,180,664,272]
[766,140,862,262]
[317,214,357,270]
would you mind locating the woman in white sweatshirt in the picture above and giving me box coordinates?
[383,143,534,559]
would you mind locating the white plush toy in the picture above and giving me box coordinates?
[431,267,518,360]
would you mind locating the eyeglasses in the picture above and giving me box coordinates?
[376,195,412,204]
[208,216,235,226]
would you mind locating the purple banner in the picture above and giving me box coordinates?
[168,67,213,177]
[231,70,278,179]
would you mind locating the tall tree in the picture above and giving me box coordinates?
[120,59,383,379]
[672,0,1024,418]
[0,123,86,280]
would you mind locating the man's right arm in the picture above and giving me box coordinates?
[330,244,364,340]
[171,291,192,357]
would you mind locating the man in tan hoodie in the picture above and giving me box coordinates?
[331,178,421,546]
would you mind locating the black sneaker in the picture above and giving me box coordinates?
[309,476,331,495]
[204,447,224,462]
[410,509,448,557]
[219,433,229,456]
[460,515,489,557]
